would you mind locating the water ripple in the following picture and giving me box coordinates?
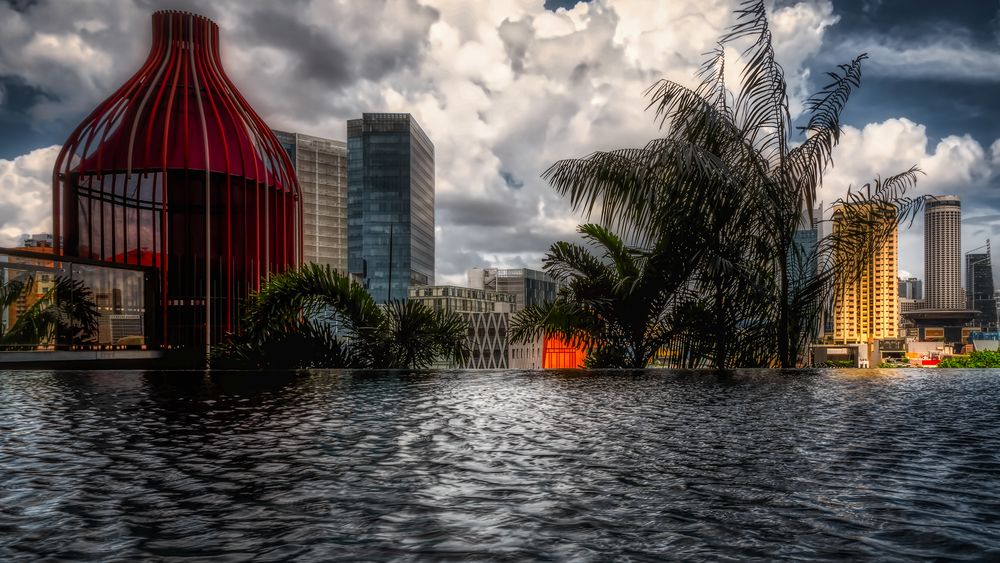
[1,369,999,560]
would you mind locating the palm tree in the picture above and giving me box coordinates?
[210,264,470,369]
[539,0,924,368]
[0,275,99,349]
[510,224,702,368]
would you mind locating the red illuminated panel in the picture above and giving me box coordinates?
[542,335,587,369]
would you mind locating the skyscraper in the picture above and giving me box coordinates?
[831,204,899,343]
[274,130,348,271]
[966,249,996,329]
[924,196,962,310]
[347,113,434,302]
[791,205,822,289]
[898,277,923,300]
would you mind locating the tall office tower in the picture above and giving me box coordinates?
[898,277,923,300]
[347,114,434,302]
[274,131,348,270]
[966,248,996,329]
[924,196,963,310]
[791,205,822,285]
[831,204,899,342]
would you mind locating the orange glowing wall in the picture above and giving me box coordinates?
[542,335,587,368]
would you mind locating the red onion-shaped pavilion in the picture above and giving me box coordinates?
[52,10,301,350]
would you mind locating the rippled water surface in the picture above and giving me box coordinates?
[2,369,1000,561]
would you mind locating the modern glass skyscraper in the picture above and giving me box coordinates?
[966,250,996,329]
[898,277,923,300]
[347,113,434,302]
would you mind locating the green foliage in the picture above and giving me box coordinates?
[210,264,470,369]
[509,224,695,368]
[938,350,1000,368]
[0,275,98,349]
[824,360,854,368]
[533,0,924,368]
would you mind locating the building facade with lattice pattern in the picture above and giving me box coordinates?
[408,285,514,369]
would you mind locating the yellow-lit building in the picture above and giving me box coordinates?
[831,204,899,343]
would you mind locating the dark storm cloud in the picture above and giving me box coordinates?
[439,194,529,227]
[3,0,38,11]
[245,7,353,87]
[802,0,1000,147]
[829,0,998,45]
[965,214,1000,227]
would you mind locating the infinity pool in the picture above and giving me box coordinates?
[1,369,998,560]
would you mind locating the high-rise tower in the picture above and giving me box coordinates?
[830,203,899,343]
[924,196,962,310]
[274,130,348,271]
[347,113,434,302]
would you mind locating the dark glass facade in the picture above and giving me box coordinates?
[347,114,434,302]
[966,252,996,329]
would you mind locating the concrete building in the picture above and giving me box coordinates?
[467,268,560,312]
[830,204,899,343]
[408,285,514,369]
[20,233,53,249]
[5,236,56,333]
[924,196,963,310]
[348,113,434,302]
[467,267,562,369]
[273,130,349,271]
[898,277,923,300]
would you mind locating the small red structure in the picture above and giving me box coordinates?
[53,11,301,349]
[542,335,587,368]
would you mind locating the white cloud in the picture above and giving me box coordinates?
[0,0,907,284]
[836,36,1000,82]
[0,145,59,246]
[822,118,1000,280]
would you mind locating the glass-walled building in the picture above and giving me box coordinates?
[274,130,348,271]
[966,251,996,330]
[347,113,434,302]
[1,248,153,349]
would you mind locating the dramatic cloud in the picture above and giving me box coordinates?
[822,117,1000,281]
[837,38,1000,82]
[0,145,59,245]
[0,0,995,286]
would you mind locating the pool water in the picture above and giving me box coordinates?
[1,369,999,560]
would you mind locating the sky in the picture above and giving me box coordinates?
[0,0,998,285]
